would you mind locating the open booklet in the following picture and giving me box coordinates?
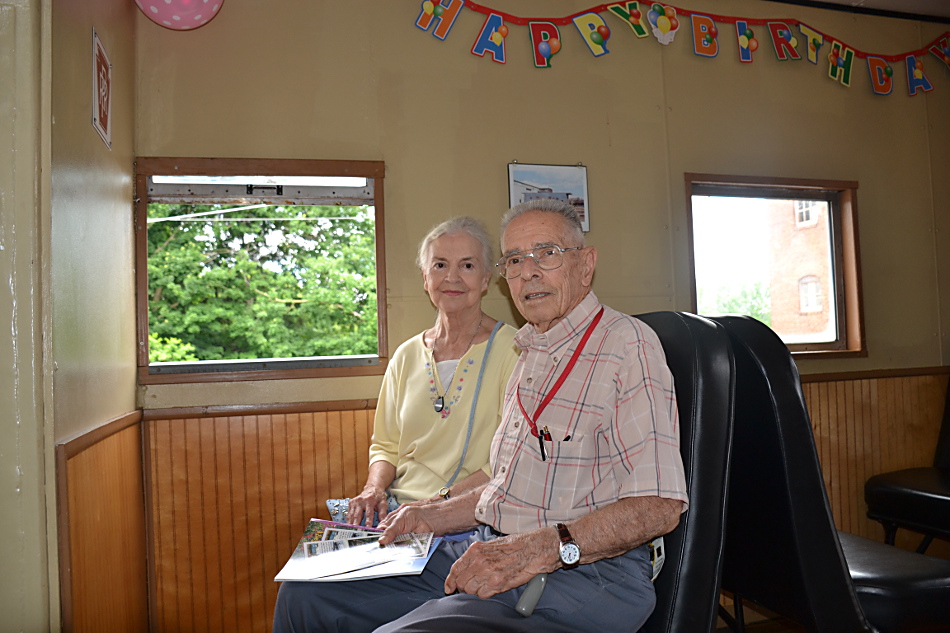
[275,518,442,582]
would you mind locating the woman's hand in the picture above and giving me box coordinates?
[346,485,389,526]
[346,461,397,526]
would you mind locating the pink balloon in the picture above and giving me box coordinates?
[135,0,225,31]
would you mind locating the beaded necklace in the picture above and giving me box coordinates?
[431,313,483,415]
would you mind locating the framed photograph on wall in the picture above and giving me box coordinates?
[508,163,589,232]
[92,28,112,149]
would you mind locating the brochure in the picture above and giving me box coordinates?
[275,518,441,582]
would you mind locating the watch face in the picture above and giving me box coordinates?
[560,542,581,565]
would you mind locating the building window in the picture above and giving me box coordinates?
[795,200,818,227]
[134,158,389,383]
[686,173,865,357]
[799,276,822,312]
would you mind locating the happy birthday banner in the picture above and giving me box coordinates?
[415,0,950,96]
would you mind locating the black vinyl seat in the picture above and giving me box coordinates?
[864,387,950,553]
[634,312,736,633]
[838,530,950,632]
[711,315,950,633]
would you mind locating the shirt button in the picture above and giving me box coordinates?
[514,421,520,428]
[500,466,506,473]
[527,377,533,384]
[553,356,559,363]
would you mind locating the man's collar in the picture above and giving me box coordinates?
[515,292,600,348]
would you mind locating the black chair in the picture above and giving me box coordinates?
[636,311,735,633]
[864,386,950,554]
[712,315,950,633]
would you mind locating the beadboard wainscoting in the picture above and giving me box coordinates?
[57,411,149,633]
[143,403,375,633]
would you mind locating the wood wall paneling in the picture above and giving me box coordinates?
[58,415,148,633]
[146,409,375,632]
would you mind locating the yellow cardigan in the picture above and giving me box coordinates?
[369,323,520,503]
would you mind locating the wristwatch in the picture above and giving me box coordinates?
[556,523,580,569]
[438,486,451,500]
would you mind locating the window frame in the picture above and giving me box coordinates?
[685,173,866,358]
[134,157,389,384]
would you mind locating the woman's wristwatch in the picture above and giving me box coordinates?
[438,486,451,500]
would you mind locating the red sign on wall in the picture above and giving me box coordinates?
[92,28,112,149]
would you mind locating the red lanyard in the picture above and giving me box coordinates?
[517,307,604,457]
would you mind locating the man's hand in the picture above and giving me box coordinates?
[377,485,486,545]
[444,530,558,599]
[376,504,436,545]
[442,496,684,598]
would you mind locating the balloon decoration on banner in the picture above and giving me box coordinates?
[413,0,950,97]
[538,37,562,62]
[648,3,681,45]
[421,1,446,18]
[492,23,509,46]
[777,28,798,51]
[134,0,224,31]
[591,24,611,46]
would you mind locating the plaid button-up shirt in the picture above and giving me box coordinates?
[476,292,688,534]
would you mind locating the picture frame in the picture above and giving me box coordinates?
[508,162,589,232]
[92,28,112,149]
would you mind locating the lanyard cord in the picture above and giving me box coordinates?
[517,307,605,439]
[445,320,504,488]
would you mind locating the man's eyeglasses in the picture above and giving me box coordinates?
[495,246,583,279]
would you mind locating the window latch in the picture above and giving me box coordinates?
[246,184,282,196]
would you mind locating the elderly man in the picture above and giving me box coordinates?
[273,198,687,632]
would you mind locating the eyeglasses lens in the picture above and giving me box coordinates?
[498,248,562,279]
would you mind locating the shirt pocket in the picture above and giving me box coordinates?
[548,433,590,462]
[550,433,598,480]
[523,433,601,507]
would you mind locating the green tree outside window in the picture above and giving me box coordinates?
[147,203,377,363]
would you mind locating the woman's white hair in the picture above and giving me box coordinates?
[416,216,494,272]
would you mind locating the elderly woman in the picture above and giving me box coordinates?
[343,217,520,527]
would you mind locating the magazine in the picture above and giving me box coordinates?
[275,518,441,582]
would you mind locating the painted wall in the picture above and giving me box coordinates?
[0,0,139,628]
[51,0,138,443]
[135,0,950,408]
[0,2,52,629]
